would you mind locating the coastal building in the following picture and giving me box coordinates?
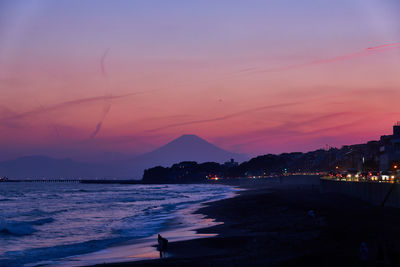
[328,141,380,172]
[224,159,238,168]
[379,122,400,171]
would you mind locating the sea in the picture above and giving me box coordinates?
[0,182,237,266]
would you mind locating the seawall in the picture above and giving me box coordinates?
[320,179,400,208]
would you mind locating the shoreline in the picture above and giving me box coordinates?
[45,184,241,267]
[90,176,400,266]
[82,179,289,267]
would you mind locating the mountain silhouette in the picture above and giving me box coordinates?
[135,134,247,168]
[0,135,247,179]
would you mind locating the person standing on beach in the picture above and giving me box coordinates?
[376,243,385,267]
[157,234,168,258]
[359,242,368,264]
[387,242,398,267]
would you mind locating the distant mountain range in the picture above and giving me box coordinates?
[0,135,248,180]
[0,156,111,179]
[136,134,246,167]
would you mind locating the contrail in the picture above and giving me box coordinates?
[90,102,111,139]
[367,42,400,50]
[145,101,301,133]
[221,112,363,148]
[101,48,110,77]
[247,42,400,74]
[90,122,103,140]
[35,99,61,138]
[90,48,112,140]
[0,92,146,122]
[51,125,61,138]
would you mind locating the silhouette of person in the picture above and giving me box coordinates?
[387,242,398,267]
[376,243,385,267]
[157,234,168,258]
[308,209,316,219]
[359,242,368,263]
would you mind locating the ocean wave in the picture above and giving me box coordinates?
[2,237,126,266]
[0,220,37,236]
[142,205,162,212]
[0,217,54,237]
[30,217,55,226]
[20,208,67,217]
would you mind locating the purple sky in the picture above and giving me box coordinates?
[0,0,400,161]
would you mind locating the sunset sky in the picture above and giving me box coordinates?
[1,0,400,162]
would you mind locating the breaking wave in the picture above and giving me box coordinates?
[0,217,55,236]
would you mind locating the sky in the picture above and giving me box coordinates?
[0,0,400,162]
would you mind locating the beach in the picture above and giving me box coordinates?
[93,177,400,266]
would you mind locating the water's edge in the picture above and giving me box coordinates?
[42,186,241,267]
